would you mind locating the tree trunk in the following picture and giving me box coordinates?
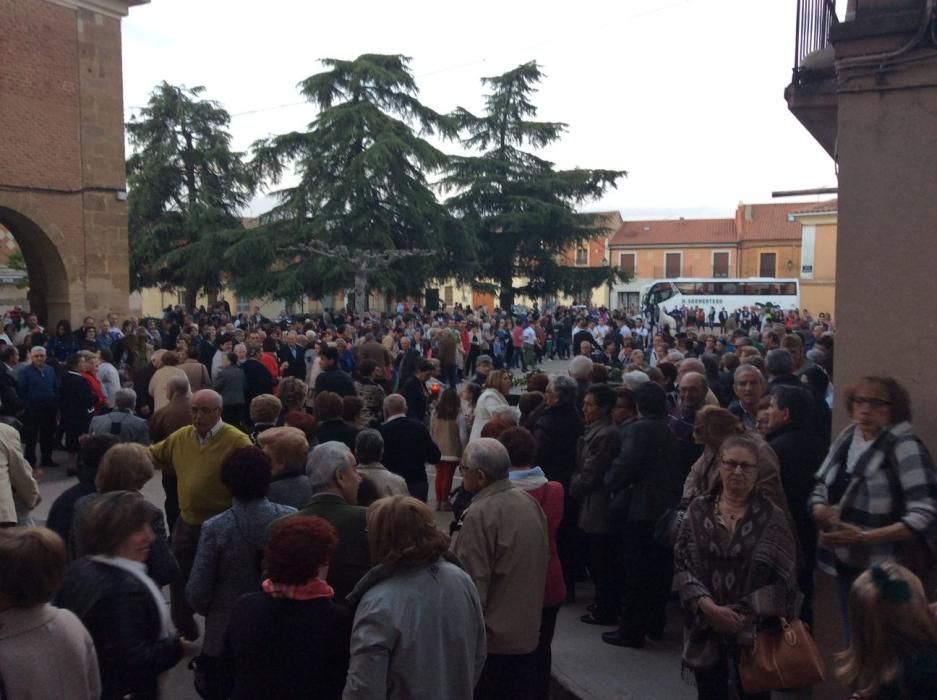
[498,284,515,311]
[184,286,198,312]
[354,271,368,315]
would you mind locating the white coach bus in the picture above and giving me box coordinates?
[640,278,801,313]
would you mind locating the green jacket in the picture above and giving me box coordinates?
[292,493,370,603]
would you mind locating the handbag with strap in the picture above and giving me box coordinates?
[739,617,826,694]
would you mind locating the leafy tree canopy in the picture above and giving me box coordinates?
[127,82,253,307]
[443,61,625,308]
[227,54,476,303]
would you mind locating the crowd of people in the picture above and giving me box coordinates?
[0,299,936,699]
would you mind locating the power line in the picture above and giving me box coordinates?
[125,1,693,119]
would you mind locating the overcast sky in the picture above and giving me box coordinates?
[121,0,842,220]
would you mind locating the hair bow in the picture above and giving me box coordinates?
[870,564,912,604]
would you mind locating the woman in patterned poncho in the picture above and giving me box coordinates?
[674,434,801,700]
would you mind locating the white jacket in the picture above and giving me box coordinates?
[0,422,39,525]
[469,388,509,442]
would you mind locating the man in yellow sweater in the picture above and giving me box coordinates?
[150,388,251,640]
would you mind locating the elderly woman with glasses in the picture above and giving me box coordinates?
[674,435,800,700]
[810,376,937,638]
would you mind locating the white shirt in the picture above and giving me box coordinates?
[522,326,537,345]
[197,419,224,447]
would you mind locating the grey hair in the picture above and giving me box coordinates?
[306,441,354,493]
[489,405,521,425]
[355,428,384,464]
[765,348,794,377]
[29,346,46,356]
[679,371,709,390]
[733,364,766,385]
[114,388,136,411]
[749,330,762,342]
[621,370,650,391]
[568,356,593,380]
[383,394,406,417]
[463,438,510,482]
[548,374,578,404]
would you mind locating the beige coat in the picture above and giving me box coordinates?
[357,462,409,498]
[0,422,39,525]
[0,604,100,700]
[451,479,549,655]
[149,366,189,413]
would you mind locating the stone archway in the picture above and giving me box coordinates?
[0,206,72,326]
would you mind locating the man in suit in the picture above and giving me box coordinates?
[291,441,369,601]
[378,394,441,503]
[277,330,306,380]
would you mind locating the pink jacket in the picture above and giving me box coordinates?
[525,481,567,608]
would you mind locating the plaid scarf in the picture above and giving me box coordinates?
[262,577,334,601]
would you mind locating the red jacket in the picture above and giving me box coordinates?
[82,371,107,411]
[525,480,567,608]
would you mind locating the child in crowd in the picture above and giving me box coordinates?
[838,563,937,699]
[430,387,463,511]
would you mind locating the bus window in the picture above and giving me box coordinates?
[721,282,738,295]
[649,282,675,304]
[779,282,797,295]
[675,282,698,295]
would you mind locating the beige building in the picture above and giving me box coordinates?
[789,200,838,319]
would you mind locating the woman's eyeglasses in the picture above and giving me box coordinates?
[852,396,893,408]
[720,459,758,472]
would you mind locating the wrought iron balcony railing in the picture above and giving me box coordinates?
[793,0,839,83]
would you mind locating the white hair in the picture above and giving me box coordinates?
[306,441,354,493]
[568,355,593,380]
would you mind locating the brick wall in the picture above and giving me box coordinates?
[0,0,131,324]
[0,0,82,191]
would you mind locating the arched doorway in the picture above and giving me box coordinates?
[0,207,71,326]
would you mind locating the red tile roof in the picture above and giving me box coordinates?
[736,202,808,241]
[790,199,838,216]
[609,218,736,246]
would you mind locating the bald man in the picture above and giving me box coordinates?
[669,372,707,475]
[150,388,251,640]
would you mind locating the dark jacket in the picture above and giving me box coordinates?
[399,375,428,422]
[396,348,420,387]
[605,415,683,524]
[379,416,441,485]
[572,329,600,352]
[59,371,96,433]
[0,365,22,416]
[277,344,306,380]
[532,402,584,487]
[220,592,351,700]
[292,493,370,601]
[768,422,826,558]
[241,359,275,404]
[314,367,356,398]
[316,419,360,451]
[133,362,157,415]
[55,558,182,700]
